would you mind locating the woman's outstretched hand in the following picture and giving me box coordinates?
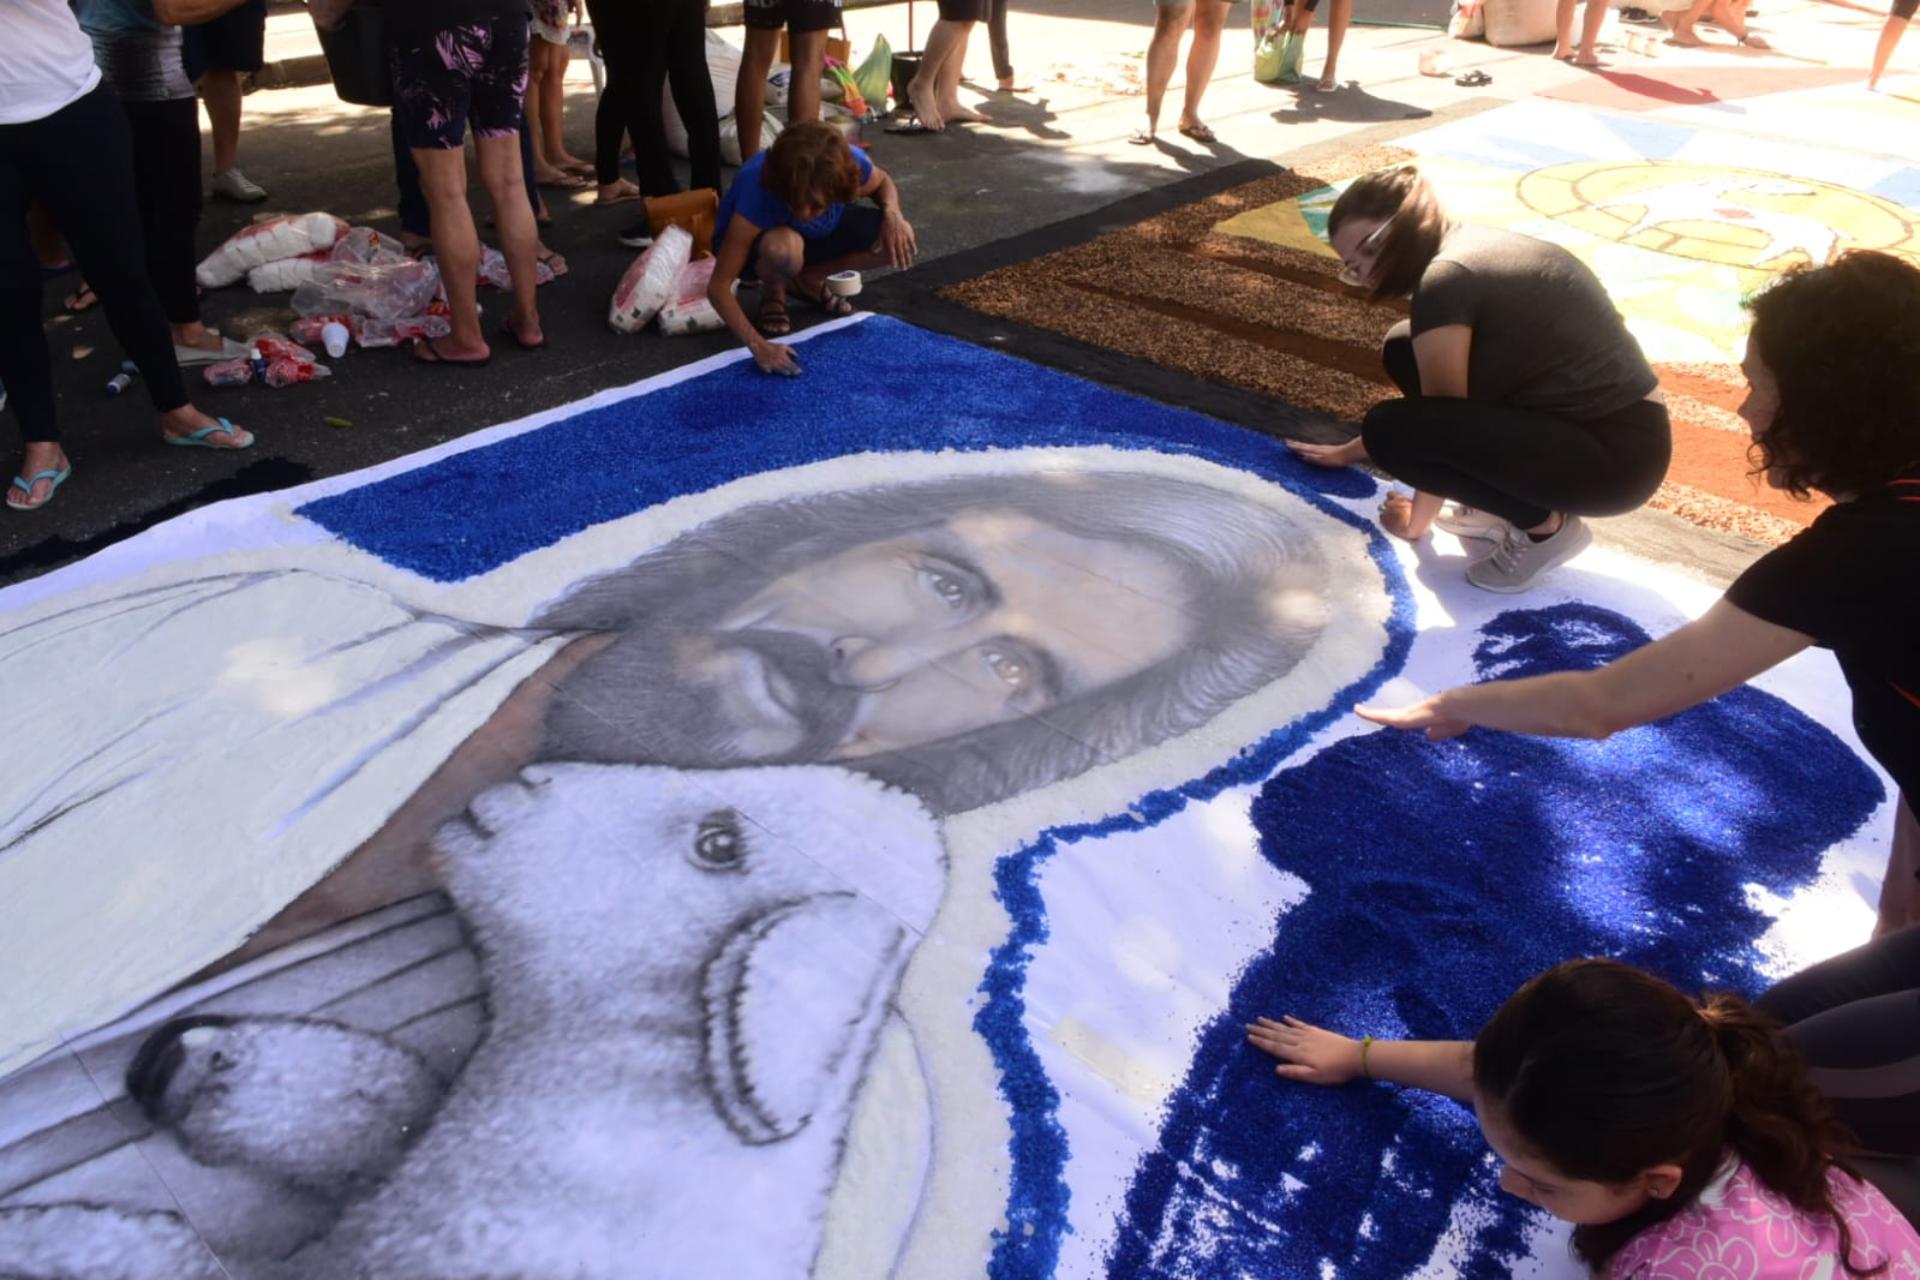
[1246,1015,1366,1085]
[1286,437,1367,469]
[1354,695,1471,741]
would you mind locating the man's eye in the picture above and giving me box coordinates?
[919,567,970,609]
[983,646,1030,691]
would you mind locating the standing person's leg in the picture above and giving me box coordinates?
[1178,0,1230,138]
[125,98,218,352]
[665,0,723,194]
[932,17,986,123]
[395,28,490,363]
[735,14,784,161]
[4,86,249,509]
[989,0,1025,90]
[584,0,644,200]
[1136,2,1192,143]
[391,109,432,246]
[526,34,555,177]
[197,0,269,201]
[631,1,682,196]
[788,28,832,127]
[469,15,542,349]
[1317,0,1353,88]
[536,23,592,173]
[1872,0,1915,89]
[906,19,968,130]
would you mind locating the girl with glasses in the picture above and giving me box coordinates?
[1290,165,1671,593]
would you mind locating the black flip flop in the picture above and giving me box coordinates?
[1455,69,1493,86]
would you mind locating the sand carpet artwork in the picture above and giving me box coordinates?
[0,317,1897,1279]
[946,101,1920,545]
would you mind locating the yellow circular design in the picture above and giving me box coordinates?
[1517,160,1920,273]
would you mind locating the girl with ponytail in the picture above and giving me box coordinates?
[1249,958,1920,1276]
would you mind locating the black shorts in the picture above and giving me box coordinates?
[183,0,268,80]
[743,0,843,33]
[743,204,884,280]
[938,0,991,18]
[390,15,530,150]
[1897,0,1918,22]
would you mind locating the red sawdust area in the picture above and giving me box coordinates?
[1538,64,1864,111]
[942,148,1827,546]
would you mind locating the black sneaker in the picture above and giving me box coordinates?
[617,220,653,249]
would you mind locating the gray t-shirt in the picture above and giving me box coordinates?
[75,0,193,102]
[1409,223,1658,421]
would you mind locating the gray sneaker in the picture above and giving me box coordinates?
[1466,515,1592,593]
[1434,503,1509,541]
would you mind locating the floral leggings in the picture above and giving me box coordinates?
[390,15,531,151]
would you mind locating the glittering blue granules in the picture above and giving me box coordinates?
[296,316,1375,581]
[1108,603,1885,1280]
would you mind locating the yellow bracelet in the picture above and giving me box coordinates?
[1359,1035,1375,1079]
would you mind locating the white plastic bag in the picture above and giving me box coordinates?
[609,225,693,333]
[718,114,781,167]
[247,253,330,293]
[657,258,728,336]
[197,212,347,288]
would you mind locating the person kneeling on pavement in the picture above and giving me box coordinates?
[707,121,916,375]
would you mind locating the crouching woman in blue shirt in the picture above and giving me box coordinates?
[708,121,917,375]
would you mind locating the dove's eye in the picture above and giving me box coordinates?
[690,811,746,872]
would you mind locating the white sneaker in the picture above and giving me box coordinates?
[1434,503,1509,541]
[211,168,268,203]
[1466,515,1592,593]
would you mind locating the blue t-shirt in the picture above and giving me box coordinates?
[74,0,163,36]
[716,147,875,245]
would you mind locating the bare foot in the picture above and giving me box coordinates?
[556,155,596,176]
[171,323,227,352]
[596,179,642,205]
[1573,51,1603,65]
[908,79,946,131]
[1129,117,1156,145]
[940,100,990,123]
[1552,43,1576,57]
[996,77,1032,92]
[413,336,491,366]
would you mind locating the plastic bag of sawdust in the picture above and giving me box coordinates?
[610,225,693,333]
[657,258,729,336]
[197,212,347,288]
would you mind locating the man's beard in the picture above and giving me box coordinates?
[541,623,864,770]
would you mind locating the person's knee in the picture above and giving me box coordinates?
[1195,1,1230,35]
[1153,5,1192,36]
[758,229,805,279]
[416,158,469,202]
[1359,400,1417,467]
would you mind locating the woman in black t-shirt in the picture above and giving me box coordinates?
[1289,166,1672,594]
[1359,250,1920,934]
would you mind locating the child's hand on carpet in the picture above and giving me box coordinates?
[1355,695,1471,741]
[1246,1016,1365,1085]
[1286,438,1367,468]
[754,341,800,376]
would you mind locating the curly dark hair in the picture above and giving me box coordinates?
[1744,250,1920,499]
[1474,959,1883,1278]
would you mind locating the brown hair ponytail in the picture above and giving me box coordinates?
[1473,960,1885,1277]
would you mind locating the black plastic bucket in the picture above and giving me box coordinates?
[889,51,923,113]
[318,4,392,107]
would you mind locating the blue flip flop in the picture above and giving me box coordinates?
[163,418,253,450]
[7,466,71,513]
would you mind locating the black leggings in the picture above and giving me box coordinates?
[1757,927,1920,1159]
[585,0,721,196]
[123,97,202,326]
[0,84,189,443]
[1362,324,1672,530]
